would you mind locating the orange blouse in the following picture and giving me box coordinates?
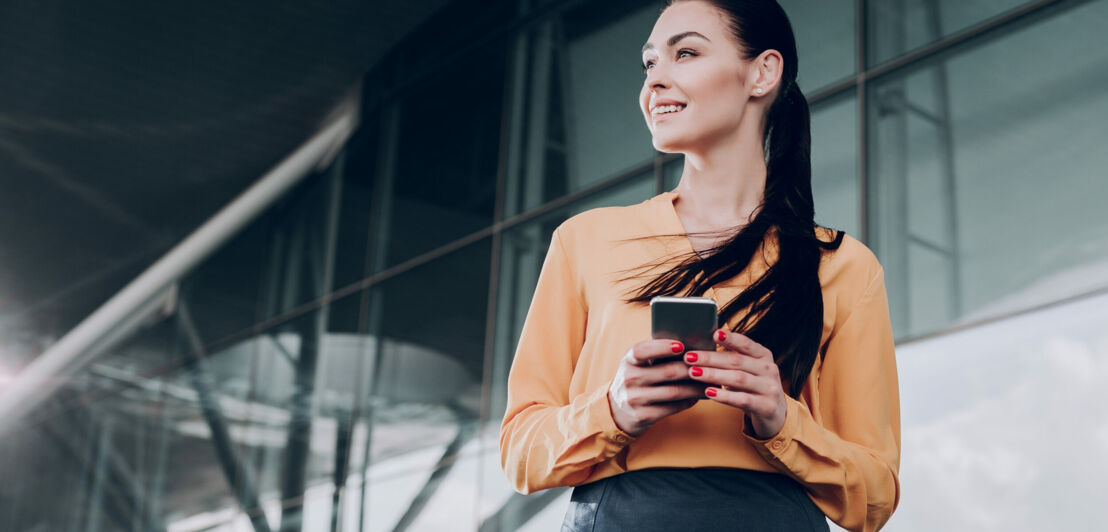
[499,189,901,532]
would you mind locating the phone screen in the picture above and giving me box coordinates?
[650,296,719,352]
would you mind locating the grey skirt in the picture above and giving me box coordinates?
[561,467,829,532]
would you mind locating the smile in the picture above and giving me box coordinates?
[651,104,687,120]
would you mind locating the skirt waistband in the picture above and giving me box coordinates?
[561,468,828,532]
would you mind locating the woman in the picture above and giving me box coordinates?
[499,1,900,531]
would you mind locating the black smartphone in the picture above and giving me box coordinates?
[650,296,719,398]
[650,296,719,353]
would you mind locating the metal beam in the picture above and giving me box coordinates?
[0,99,358,439]
[391,414,478,532]
[178,302,272,532]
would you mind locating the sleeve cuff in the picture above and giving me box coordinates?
[586,382,637,447]
[743,396,801,464]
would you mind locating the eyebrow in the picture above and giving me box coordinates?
[642,31,711,54]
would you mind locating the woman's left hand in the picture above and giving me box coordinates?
[684,329,787,439]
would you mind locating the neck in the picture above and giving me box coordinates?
[673,124,766,228]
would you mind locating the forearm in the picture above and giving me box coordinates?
[500,384,635,494]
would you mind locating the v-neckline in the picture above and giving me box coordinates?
[654,189,778,286]
[657,189,719,298]
[660,189,726,260]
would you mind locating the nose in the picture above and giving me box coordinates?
[644,61,670,91]
[643,67,670,111]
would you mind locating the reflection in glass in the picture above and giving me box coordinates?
[258,160,345,320]
[780,0,856,92]
[811,91,860,239]
[867,0,1032,67]
[332,119,380,292]
[867,0,1108,339]
[380,39,505,268]
[502,0,658,216]
[355,238,491,530]
[889,290,1108,531]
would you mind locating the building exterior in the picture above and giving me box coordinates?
[1,0,1106,530]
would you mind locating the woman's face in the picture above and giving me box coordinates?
[639,1,753,153]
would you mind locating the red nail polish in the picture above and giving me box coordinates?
[685,352,698,363]
[671,342,684,353]
[690,367,703,377]
[706,387,718,397]
[716,330,726,342]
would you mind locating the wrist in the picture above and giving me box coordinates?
[745,402,787,440]
[607,388,645,437]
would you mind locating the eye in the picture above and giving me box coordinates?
[641,49,697,74]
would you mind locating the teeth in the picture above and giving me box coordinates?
[653,104,686,115]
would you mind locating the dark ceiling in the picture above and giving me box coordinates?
[0,1,452,363]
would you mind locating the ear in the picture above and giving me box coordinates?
[748,49,784,97]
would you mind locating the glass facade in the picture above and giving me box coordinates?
[1,0,1106,530]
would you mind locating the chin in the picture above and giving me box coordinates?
[651,134,691,154]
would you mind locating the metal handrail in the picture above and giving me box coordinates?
[0,95,359,438]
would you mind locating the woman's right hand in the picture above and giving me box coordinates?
[607,339,706,437]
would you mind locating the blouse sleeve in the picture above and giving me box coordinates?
[742,266,901,532]
[498,225,637,494]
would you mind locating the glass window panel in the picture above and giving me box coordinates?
[183,220,267,344]
[780,0,857,93]
[353,238,491,529]
[867,0,1108,340]
[380,36,506,269]
[502,0,658,216]
[811,90,861,239]
[477,447,574,530]
[889,291,1108,531]
[332,116,380,292]
[392,0,516,79]
[207,307,357,528]
[867,0,1034,67]
[257,168,342,320]
[0,323,191,531]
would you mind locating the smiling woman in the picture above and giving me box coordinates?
[499,1,900,531]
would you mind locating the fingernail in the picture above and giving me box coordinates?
[671,341,684,353]
[685,352,698,363]
[716,330,726,342]
[705,387,718,397]
[690,367,703,377]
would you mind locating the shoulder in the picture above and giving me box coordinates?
[815,226,884,305]
[553,198,657,250]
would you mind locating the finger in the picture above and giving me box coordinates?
[703,385,773,414]
[634,361,695,386]
[687,365,767,395]
[626,339,687,366]
[629,381,706,405]
[713,330,773,360]
[683,350,772,376]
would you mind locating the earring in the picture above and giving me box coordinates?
[755,88,764,95]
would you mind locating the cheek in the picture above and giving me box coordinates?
[694,72,742,110]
